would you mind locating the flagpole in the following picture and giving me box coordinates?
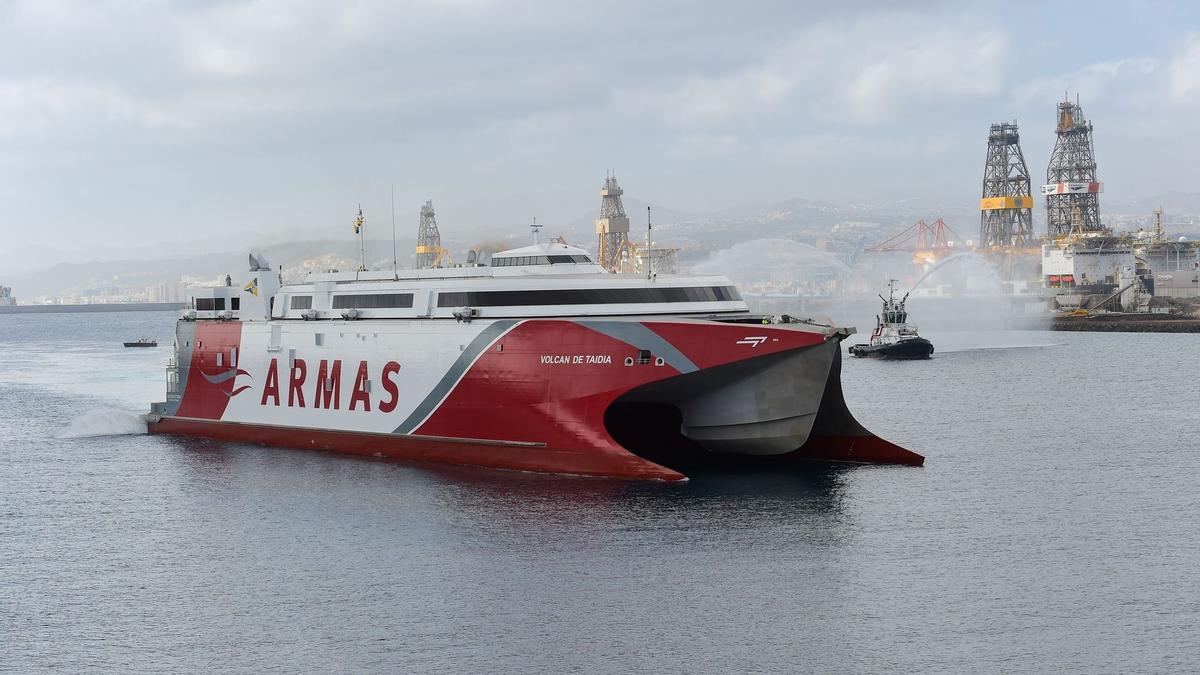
[357,203,366,273]
[390,185,398,280]
[646,206,652,280]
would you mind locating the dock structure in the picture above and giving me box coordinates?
[415,200,448,268]
[1044,96,1103,237]
[980,122,1034,248]
[595,173,630,271]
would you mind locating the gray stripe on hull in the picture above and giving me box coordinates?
[394,320,518,434]
[164,321,198,417]
[574,320,698,374]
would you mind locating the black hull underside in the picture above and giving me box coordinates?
[848,338,933,360]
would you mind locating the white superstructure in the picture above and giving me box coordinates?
[1041,236,1135,289]
[187,242,747,323]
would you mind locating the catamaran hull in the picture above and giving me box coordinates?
[147,317,921,480]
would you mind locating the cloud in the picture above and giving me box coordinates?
[0,78,189,140]
[5,0,1200,260]
[1014,58,1159,109]
[1167,32,1200,102]
[614,12,1009,127]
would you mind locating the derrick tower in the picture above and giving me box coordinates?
[1044,96,1103,237]
[595,174,630,270]
[415,200,446,268]
[980,122,1034,247]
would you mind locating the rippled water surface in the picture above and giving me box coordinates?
[2,312,1197,672]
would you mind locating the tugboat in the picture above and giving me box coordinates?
[848,280,934,360]
[123,337,157,348]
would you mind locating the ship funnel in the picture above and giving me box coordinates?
[243,251,281,320]
[249,253,273,272]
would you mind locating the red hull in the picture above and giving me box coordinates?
[793,434,924,466]
[147,416,687,481]
[147,416,921,479]
[152,318,923,479]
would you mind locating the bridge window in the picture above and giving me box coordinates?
[436,285,742,308]
[290,295,313,310]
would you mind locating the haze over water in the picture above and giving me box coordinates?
[2,312,1197,672]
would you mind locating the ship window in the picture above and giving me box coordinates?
[495,255,564,266]
[195,298,216,311]
[546,254,595,264]
[290,295,313,310]
[332,293,415,309]
[231,298,240,311]
[436,285,743,308]
[214,298,226,311]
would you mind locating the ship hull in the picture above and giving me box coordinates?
[848,338,934,360]
[148,416,686,480]
[147,316,921,479]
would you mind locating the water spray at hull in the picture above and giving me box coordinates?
[59,408,148,438]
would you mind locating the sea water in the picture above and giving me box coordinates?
[1,312,1197,672]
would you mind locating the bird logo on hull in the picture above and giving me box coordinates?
[736,336,768,347]
[200,368,253,398]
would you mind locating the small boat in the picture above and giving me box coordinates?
[123,337,158,348]
[849,280,933,360]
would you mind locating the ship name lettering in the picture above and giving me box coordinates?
[539,354,612,365]
[258,357,402,413]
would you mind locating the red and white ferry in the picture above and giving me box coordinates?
[147,241,922,480]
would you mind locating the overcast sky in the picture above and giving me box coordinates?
[3,0,1200,261]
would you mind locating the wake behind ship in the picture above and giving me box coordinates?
[146,241,922,480]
